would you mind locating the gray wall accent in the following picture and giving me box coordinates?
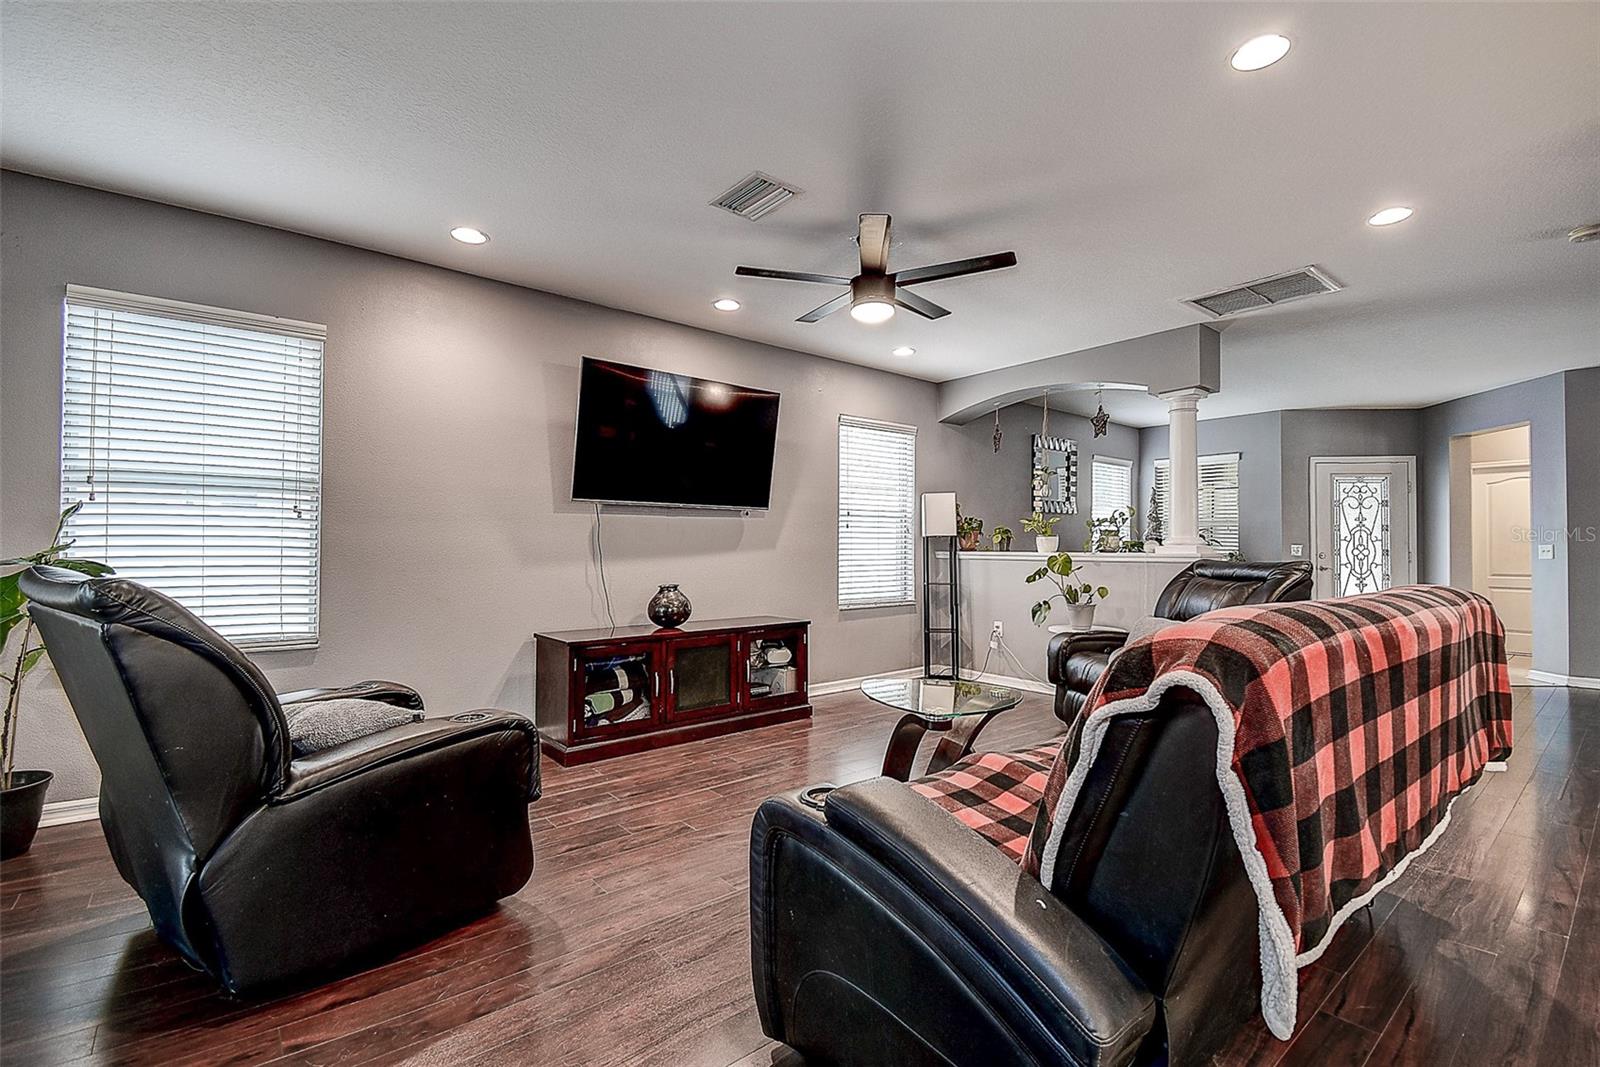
[947,403,1140,548]
[1562,367,1600,677]
[938,325,1221,424]
[0,172,986,801]
[1138,410,1284,560]
[1417,372,1572,677]
[1278,409,1422,560]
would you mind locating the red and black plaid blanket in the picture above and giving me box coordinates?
[1025,585,1512,1039]
[910,742,1058,862]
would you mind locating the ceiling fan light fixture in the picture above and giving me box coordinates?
[850,300,895,324]
[1230,34,1292,72]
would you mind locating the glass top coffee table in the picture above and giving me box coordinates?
[859,676,1026,781]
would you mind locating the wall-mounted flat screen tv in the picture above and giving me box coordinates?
[571,357,781,509]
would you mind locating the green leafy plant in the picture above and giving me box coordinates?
[990,525,1014,550]
[1025,552,1110,626]
[1020,512,1060,536]
[2,503,112,789]
[955,507,985,550]
[1086,505,1136,551]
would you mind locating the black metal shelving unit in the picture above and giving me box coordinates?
[922,536,960,680]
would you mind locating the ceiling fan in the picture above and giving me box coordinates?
[735,214,1017,324]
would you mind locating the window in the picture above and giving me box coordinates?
[1152,452,1241,553]
[1091,456,1134,534]
[838,415,916,609]
[60,286,325,650]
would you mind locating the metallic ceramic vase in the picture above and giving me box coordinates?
[647,584,692,628]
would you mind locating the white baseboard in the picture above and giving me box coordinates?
[1527,670,1600,690]
[809,667,920,697]
[810,667,1053,699]
[39,796,99,827]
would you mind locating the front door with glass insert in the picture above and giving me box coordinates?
[1310,457,1416,600]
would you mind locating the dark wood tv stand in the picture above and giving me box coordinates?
[534,616,811,765]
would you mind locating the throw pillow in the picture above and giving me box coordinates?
[283,697,424,756]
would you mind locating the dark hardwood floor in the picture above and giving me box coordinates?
[2,684,1596,1066]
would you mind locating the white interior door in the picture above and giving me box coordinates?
[1309,457,1417,600]
[1472,463,1533,674]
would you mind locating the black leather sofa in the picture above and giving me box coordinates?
[20,566,541,994]
[1048,559,1313,722]
[750,690,1261,1067]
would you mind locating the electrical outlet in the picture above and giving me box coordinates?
[1289,544,1304,558]
[1537,543,1555,560]
[991,621,1004,640]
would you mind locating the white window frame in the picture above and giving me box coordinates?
[1152,452,1242,553]
[837,415,917,610]
[59,285,326,651]
[1090,455,1135,535]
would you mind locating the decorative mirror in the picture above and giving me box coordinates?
[1031,434,1078,515]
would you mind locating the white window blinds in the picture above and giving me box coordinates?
[1152,453,1241,553]
[838,415,916,609]
[1091,457,1133,532]
[60,286,325,650]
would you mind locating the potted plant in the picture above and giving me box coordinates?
[1025,552,1110,630]
[1020,512,1061,553]
[1086,505,1136,553]
[1144,487,1163,546]
[956,512,985,552]
[2,503,112,858]
[990,525,1014,551]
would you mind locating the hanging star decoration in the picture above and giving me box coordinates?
[993,408,1003,453]
[1090,388,1110,438]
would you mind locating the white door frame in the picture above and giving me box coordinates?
[1308,455,1419,596]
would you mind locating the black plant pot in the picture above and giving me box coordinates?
[1,770,53,859]
[647,584,692,628]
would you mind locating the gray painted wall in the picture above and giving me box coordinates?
[0,173,994,801]
[1278,410,1422,560]
[1561,368,1599,677]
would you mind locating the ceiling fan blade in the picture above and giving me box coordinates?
[857,214,892,274]
[796,292,853,323]
[895,251,1018,286]
[893,290,951,320]
[735,266,852,285]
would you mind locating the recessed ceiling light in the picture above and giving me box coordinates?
[1367,206,1414,227]
[1230,34,1292,71]
[449,226,490,245]
[849,300,896,325]
[892,346,916,357]
[712,298,741,312]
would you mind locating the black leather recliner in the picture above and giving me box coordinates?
[750,690,1261,1067]
[20,566,541,994]
[1048,559,1313,722]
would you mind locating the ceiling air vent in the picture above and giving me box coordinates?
[1183,265,1343,318]
[711,172,800,221]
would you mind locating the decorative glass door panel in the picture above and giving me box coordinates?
[1310,458,1415,600]
[666,634,739,722]
[1332,475,1390,596]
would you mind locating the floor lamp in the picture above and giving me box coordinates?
[921,492,960,680]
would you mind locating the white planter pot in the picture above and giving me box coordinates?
[1035,536,1059,553]
[1065,603,1097,630]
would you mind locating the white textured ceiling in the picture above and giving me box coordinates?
[3,2,1597,427]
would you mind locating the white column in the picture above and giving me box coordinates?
[1155,387,1214,556]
